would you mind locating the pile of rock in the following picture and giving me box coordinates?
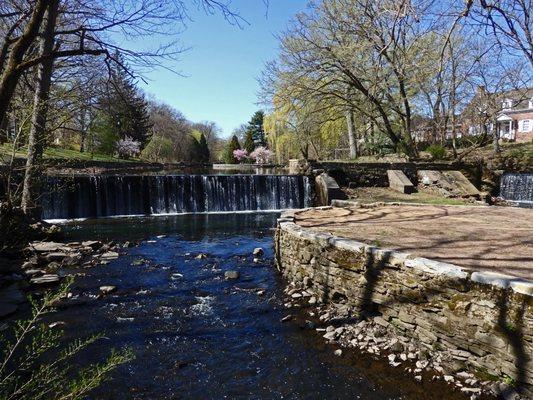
[282,281,525,400]
[19,239,130,286]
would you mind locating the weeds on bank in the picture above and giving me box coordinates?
[0,278,134,400]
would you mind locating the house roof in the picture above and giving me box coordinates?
[496,87,533,110]
[461,86,533,120]
[508,111,533,120]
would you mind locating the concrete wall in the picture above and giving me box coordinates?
[314,173,347,206]
[275,214,532,395]
[309,161,482,189]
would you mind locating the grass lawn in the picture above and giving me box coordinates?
[0,143,140,163]
[344,187,478,206]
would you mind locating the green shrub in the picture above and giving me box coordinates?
[0,278,133,400]
[425,144,446,160]
[90,114,119,155]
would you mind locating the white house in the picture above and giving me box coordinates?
[493,89,533,142]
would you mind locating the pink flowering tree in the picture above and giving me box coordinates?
[249,147,274,164]
[233,149,249,163]
[117,136,141,159]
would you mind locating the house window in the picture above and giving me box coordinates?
[502,99,513,109]
[523,120,531,132]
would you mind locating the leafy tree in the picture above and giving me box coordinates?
[91,111,119,155]
[231,124,248,142]
[146,100,193,162]
[141,136,174,163]
[250,146,274,164]
[116,136,141,159]
[223,135,241,164]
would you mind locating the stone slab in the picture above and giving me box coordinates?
[387,170,415,194]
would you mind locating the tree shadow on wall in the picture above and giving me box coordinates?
[316,248,390,326]
[496,291,529,395]
[314,246,530,395]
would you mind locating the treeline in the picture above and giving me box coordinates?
[260,0,532,162]
[3,51,221,163]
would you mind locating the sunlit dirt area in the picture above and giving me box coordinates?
[295,205,533,279]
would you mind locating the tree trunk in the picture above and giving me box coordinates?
[21,0,59,216]
[346,109,357,159]
[0,0,50,130]
[493,119,500,154]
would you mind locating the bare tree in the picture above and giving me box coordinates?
[20,0,59,214]
[0,0,245,139]
[464,0,532,67]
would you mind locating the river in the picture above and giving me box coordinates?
[40,213,470,399]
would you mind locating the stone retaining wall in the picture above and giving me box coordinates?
[309,161,482,189]
[275,212,532,395]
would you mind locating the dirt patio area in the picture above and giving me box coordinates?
[294,205,533,280]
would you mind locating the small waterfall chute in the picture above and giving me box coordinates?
[500,173,533,205]
[41,174,312,219]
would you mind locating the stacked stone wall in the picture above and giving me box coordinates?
[275,217,532,395]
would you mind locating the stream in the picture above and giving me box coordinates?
[47,213,468,399]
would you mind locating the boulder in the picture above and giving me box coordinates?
[82,240,101,249]
[45,252,69,262]
[387,170,415,194]
[417,170,480,198]
[100,251,119,260]
[30,242,69,253]
[30,274,60,285]
[0,303,18,318]
[315,173,347,206]
[224,270,240,280]
[0,284,25,304]
[99,285,117,295]
[24,269,45,277]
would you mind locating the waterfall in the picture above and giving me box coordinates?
[41,174,312,219]
[500,173,533,205]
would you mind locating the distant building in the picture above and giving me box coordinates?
[462,86,533,143]
[410,115,462,144]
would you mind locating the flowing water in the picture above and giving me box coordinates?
[500,173,533,206]
[50,213,467,400]
[41,174,311,220]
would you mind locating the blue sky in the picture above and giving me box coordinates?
[139,0,308,138]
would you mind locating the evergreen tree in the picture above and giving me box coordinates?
[223,135,241,164]
[248,110,265,147]
[196,133,210,163]
[243,130,255,153]
[188,131,210,163]
[96,53,152,149]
